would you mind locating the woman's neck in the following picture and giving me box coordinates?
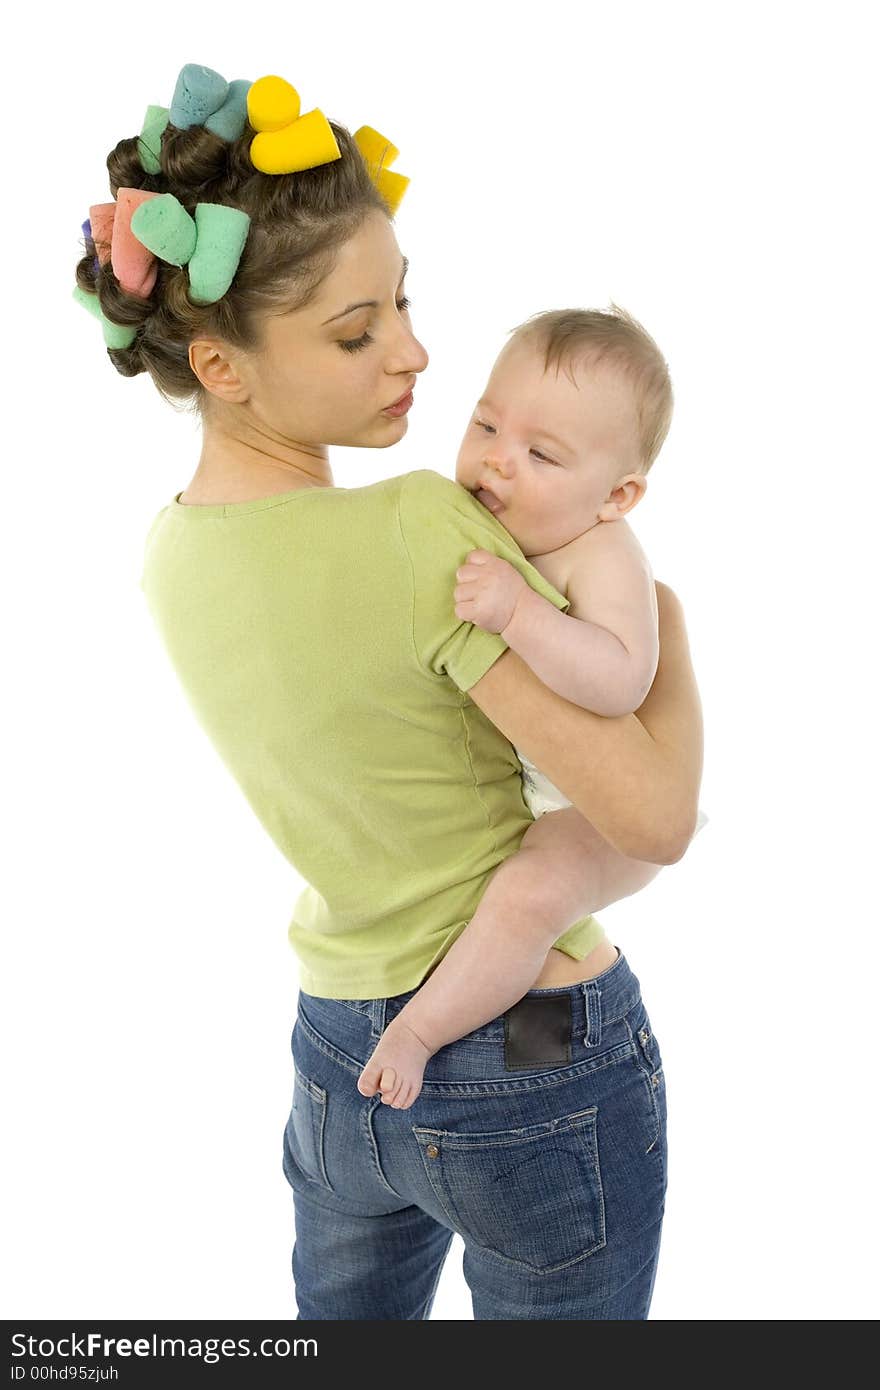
[184,428,334,503]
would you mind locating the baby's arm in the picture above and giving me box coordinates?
[501,522,659,717]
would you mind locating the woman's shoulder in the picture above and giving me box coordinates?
[400,468,465,499]
[399,468,482,523]
[398,469,502,550]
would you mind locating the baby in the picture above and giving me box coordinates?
[357,305,706,1108]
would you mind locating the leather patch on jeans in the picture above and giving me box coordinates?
[503,994,573,1070]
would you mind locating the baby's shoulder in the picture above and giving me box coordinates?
[565,518,655,619]
[572,516,649,576]
[582,515,640,552]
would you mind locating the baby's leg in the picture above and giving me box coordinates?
[517,803,663,922]
[357,843,574,1109]
[515,806,611,927]
[357,807,643,1110]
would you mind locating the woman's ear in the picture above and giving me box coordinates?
[188,338,250,403]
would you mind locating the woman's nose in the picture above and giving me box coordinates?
[389,325,429,376]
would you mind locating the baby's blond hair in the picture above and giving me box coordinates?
[506,303,674,473]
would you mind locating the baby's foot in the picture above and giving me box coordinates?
[357,1018,433,1109]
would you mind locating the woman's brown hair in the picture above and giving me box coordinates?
[74,118,389,417]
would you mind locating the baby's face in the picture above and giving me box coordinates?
[455,340,644,557]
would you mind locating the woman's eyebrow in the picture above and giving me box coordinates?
[322,255,409,325]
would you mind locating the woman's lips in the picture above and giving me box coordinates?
[474,487,504,514]
[382,389,414,417]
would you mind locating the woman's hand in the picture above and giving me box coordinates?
[633,583,703,776]
[617,580,704,855]
[454,549,528,634]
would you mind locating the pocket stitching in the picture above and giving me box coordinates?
[292,1063,334,1193]
[413,1107,607,1274]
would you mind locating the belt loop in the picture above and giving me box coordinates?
[581,981,602,1048]
[369,997,387,1041]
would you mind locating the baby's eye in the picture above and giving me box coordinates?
[475,420,557,464]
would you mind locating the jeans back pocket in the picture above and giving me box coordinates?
[287,1061,334,1193]
[414,1106,606,1274]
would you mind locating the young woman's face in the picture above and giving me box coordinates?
[236,208,429,449]
[455,340,644,556]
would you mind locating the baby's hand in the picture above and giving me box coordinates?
[453,549,527,634]
[356,1016,434,1109]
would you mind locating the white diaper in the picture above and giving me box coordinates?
[515,746,573,819]
[514,744,709,840]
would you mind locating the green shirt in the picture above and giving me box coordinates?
[139,468,607,997]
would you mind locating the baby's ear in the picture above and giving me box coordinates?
[606,473,648,518]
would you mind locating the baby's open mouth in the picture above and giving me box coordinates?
[471,486,504,514]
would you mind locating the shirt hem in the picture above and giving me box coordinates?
[292,914,608,1000]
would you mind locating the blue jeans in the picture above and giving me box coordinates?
[282,944,668,1319]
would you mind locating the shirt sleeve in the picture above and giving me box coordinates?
[398,469,571,693]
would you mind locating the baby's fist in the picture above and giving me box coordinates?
[453,550,527,633]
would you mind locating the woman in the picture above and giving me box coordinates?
[80,72,703,1319]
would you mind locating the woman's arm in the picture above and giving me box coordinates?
[467,581,703,864]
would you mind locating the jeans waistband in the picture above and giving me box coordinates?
[299,943,641,1049]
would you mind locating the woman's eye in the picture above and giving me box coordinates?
[339,331,372,353]
[338,296,413,353]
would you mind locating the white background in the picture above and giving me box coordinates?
[4,0,877,1321]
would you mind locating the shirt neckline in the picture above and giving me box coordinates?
[169,486,341,519]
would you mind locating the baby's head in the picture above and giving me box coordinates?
[456,304,673,557]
